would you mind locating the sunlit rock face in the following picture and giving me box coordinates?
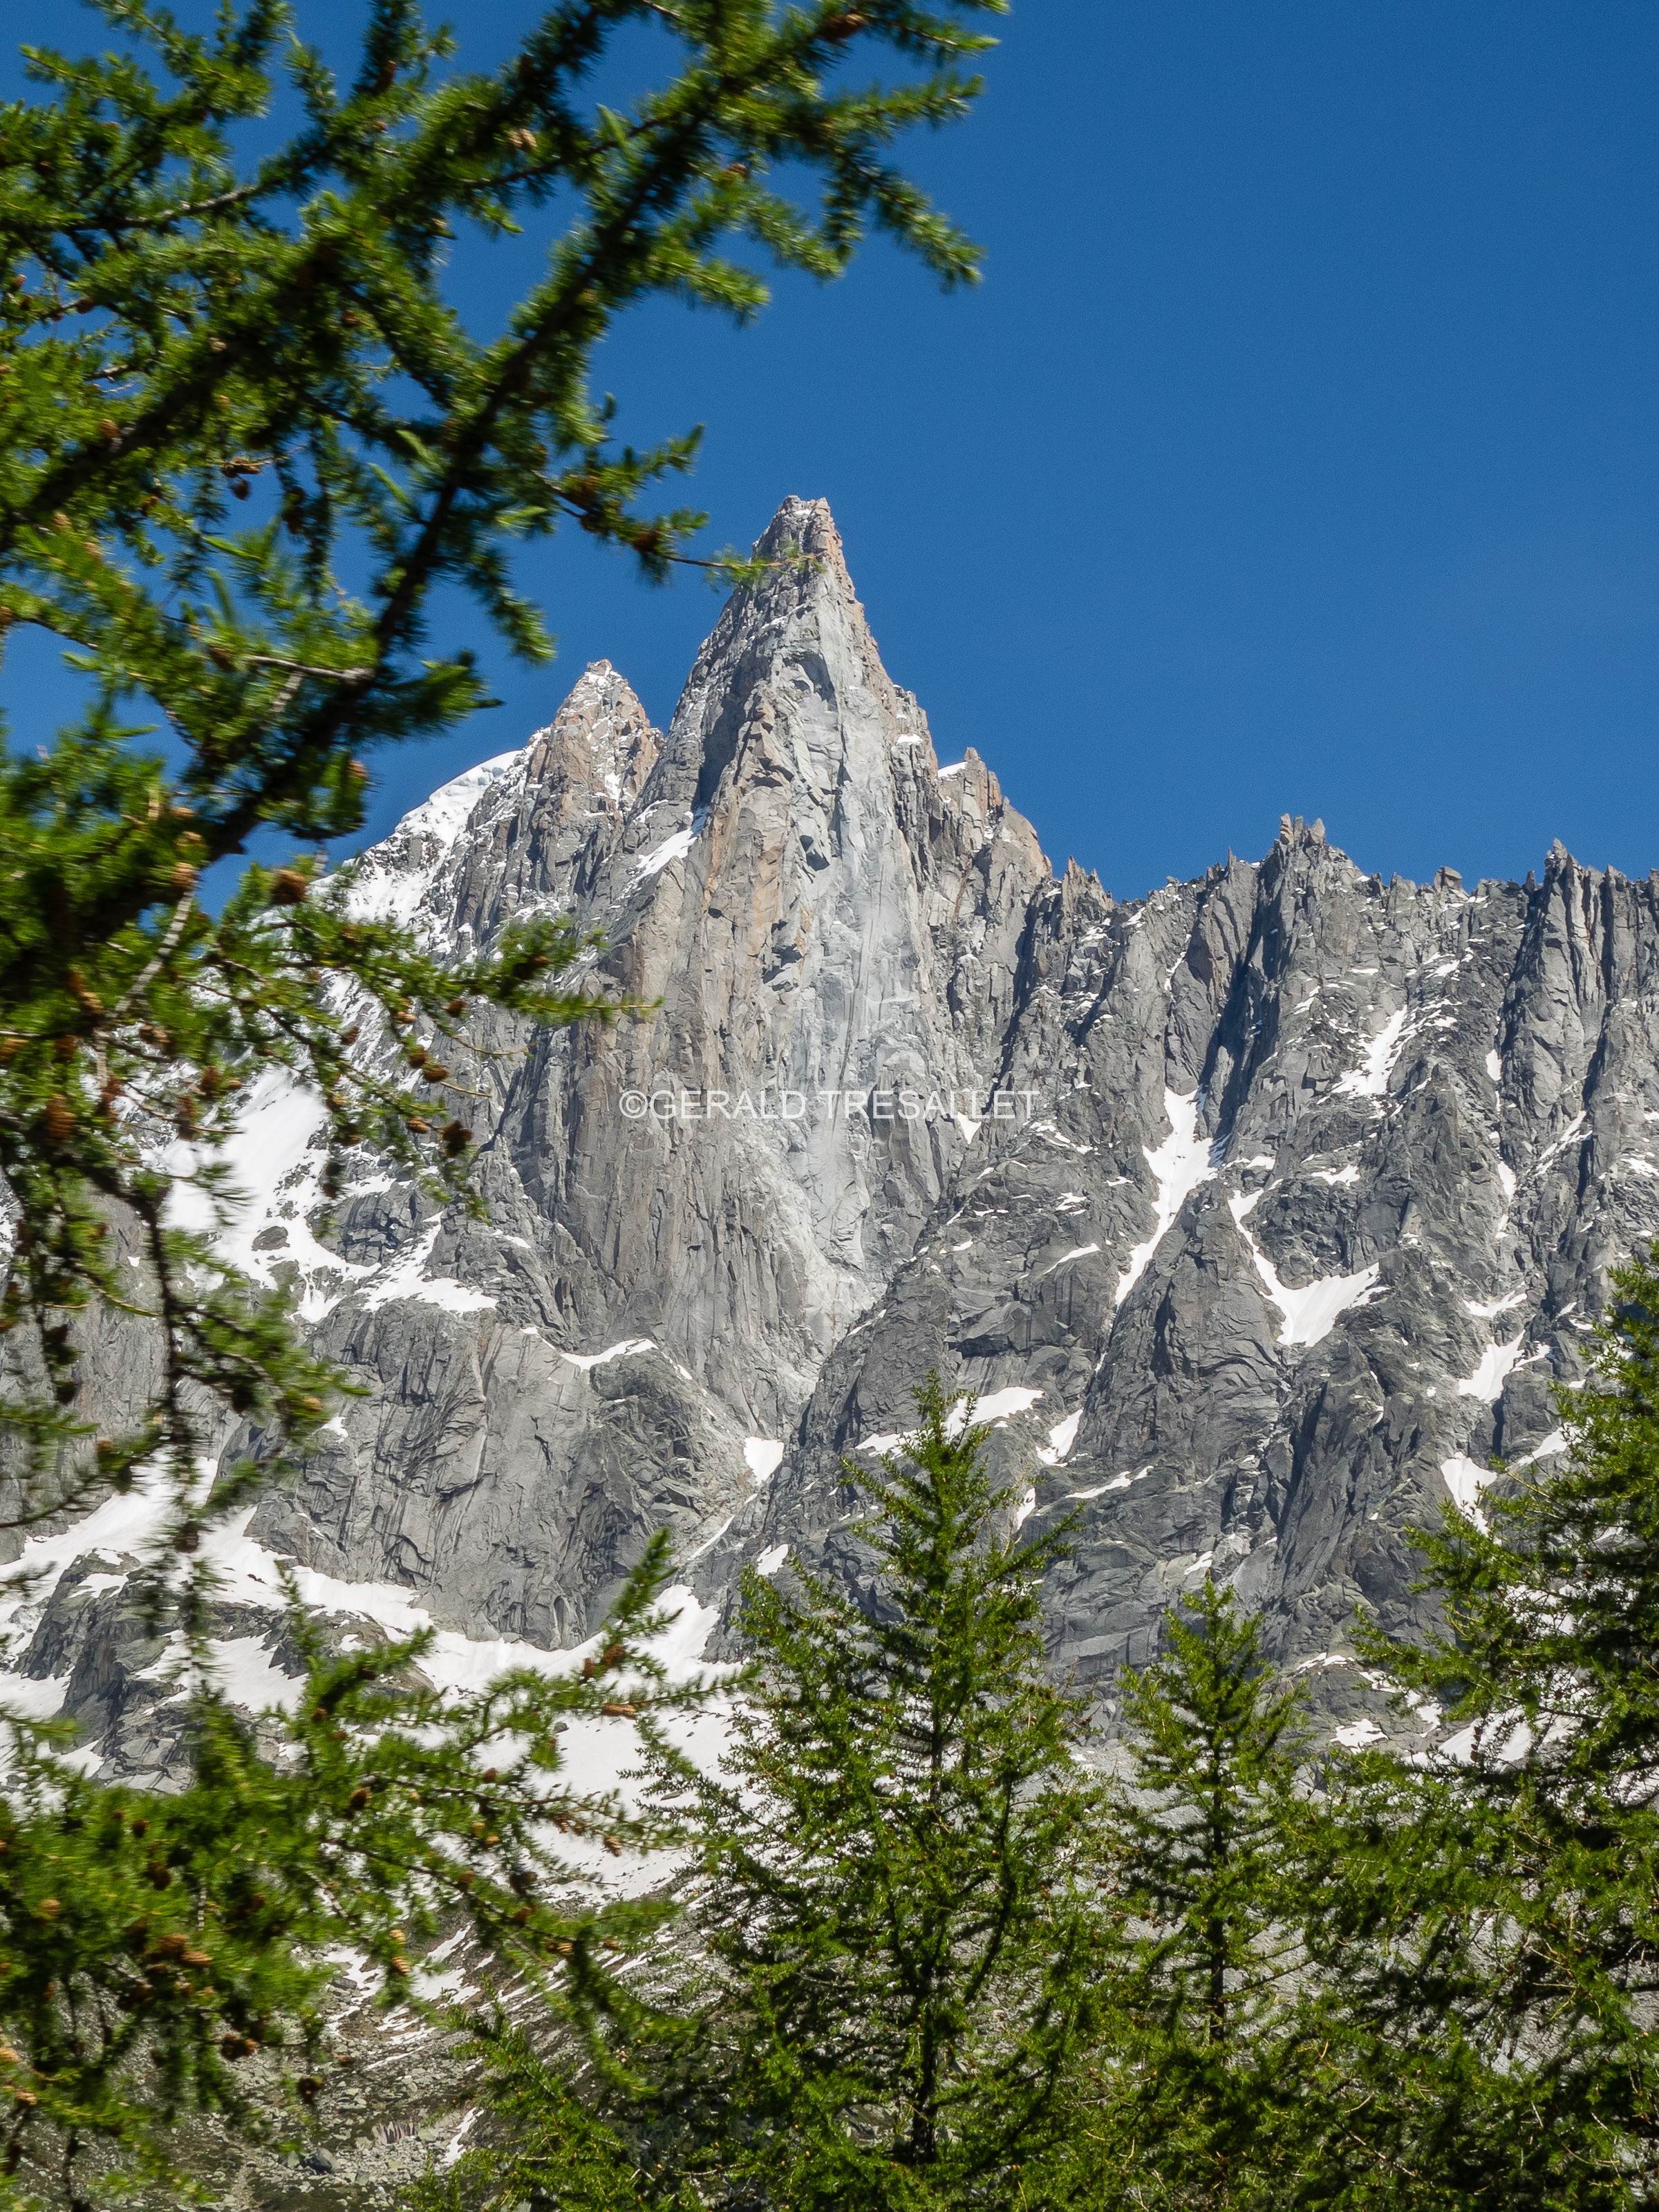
[21,496,1659,1763]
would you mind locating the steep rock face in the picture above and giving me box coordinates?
[243,507,1659,1714]
[724,826,1659,1735]
[246,499,1050,1644]
[17,497,1659,1754]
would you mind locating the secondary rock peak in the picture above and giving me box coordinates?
[525,659,659,813]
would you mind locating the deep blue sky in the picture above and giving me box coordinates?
[9,1,1659,901]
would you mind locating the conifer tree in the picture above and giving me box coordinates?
[451,1378,1111,2212]
[0,0,1003,1610]
[675,1378,1109,2207]
[0,1535,711,2206]
[0,4,1001,2193]
[1310,1246,1659,2209]
[1060,1577,1323,2212]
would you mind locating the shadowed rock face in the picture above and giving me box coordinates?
[30,496,1659,1754]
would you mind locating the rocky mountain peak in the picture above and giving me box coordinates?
[263,512,1659,1723]
[526,659,659,811]
[23,502,1659,1781]
[632,494,937,832]
[440,661,662,944]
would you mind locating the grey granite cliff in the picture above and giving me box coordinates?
[18,496,1659,1761]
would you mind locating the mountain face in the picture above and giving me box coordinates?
[15,495,1659,1758]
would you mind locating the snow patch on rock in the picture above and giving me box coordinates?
[1335,1008,1409,1100]
[350,749,528,926]
[1228,1194,1380,1348]
[636,825,696,880]
[1442,1454,1498,1526]
[1333,1717,1384,1750]
[1114,1090,1217,1308]
[1043,1242,1100,1273]
[359,1223,498,1315]
[1514,1428,1567,1468]
[563,1338,657,1372]
[1455,1335,1526,1403]
[1036,1412,1082,1468]
[744,1438,785,1483]
[955,1386,1044,1430]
